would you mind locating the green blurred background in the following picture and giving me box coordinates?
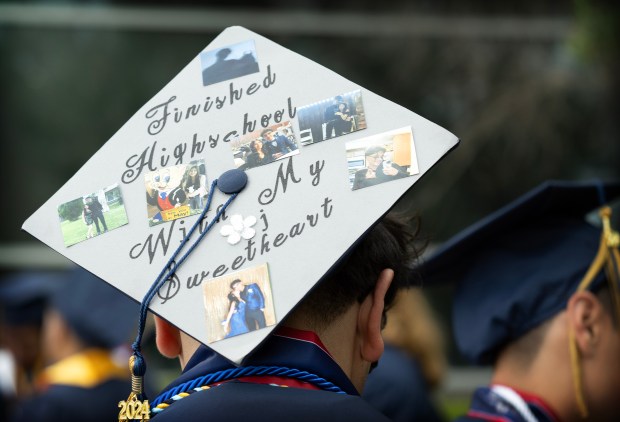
[1,1,619,419]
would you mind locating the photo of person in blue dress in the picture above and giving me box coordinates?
[204,263,276,344]
[221,279,249,338]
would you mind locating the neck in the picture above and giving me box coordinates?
[492,317,576,422]
[282,304,367,393]
[177,333,201,370]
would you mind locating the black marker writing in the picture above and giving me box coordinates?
[242,97,297,135]
[156,272,181,304]
[309,160,325,187]
[258,157,302,205]
[146,96,176,136]
[259,209,269,232]
[122,142,157,184]
[144,66,277,136]
[129,220,178,264]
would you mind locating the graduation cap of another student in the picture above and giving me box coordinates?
[22,26,459,365]
[0,271,63,326]
[48,267,139,349]
[418,180,620,365]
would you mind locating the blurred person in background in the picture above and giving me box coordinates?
[0,271,62,418]
[10,267,138,422]
[419,180,620,422]
[364,287,447,421]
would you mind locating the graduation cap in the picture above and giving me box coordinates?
[418,180,620,365]
[22,26,458,369]
[49,267,138,349]
[0,271,62,326]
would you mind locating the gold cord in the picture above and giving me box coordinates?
[569,206,620,419]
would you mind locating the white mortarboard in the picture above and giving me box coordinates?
[22,26,459,365]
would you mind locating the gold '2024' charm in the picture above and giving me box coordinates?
[118,356,150,421]
[118,392,150,421]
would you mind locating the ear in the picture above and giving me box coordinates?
[153,315,182,359]
[358,268,394,363]
[567,291,604,358]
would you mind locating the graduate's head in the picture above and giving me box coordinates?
[285,213,422,332]
[45,267,137,358]
[23,26,459,384]
[419,180,620,420]
[0,271,61,371]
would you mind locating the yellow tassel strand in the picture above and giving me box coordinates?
[569,206,620,419]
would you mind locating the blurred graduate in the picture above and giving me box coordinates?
[419,180,620,422]
[10,267,138,422]
[0,271,61,418]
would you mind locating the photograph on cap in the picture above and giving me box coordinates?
[200,40,260,87]
[346,126,419,191]
[297,90,367,146]
[231,122,299,171]
[203,263,276,343]
[57,183,128,247]
[144,159,207,226]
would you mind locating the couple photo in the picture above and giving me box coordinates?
[231,123,299,171]
[82,195,107,239]
[58,184,129,247]
[297,90,367,145]
[203,263,276,343]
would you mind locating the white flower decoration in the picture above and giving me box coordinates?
[219,214,257,245]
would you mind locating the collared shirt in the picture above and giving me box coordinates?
[457,385,560,422]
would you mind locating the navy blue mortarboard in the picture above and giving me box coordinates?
[49,267,138,349]
[0,272,62,326]
[418,180,620,365]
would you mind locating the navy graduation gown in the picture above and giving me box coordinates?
[150,327,390,421]
[363,344,445,422]
[9,349,132,422]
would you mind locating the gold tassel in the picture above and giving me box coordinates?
[118,356,150,421]
[569,206,620,419]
